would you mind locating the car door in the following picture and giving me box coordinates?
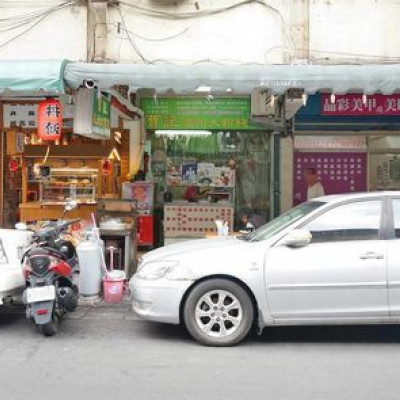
[387,197,400,316]
[265,198,389,321]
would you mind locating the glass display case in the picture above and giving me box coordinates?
[40,167,98,202]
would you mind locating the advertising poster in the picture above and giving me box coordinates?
[213,167,235,187]
[197,163,215,186]
[166,163,182,186]
[181,163,198,186]
[293,152,367,205]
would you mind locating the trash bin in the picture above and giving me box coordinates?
[103,270,125,303]
[77,240,103,297]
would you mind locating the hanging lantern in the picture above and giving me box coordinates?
[37,98,63,141]
[9,157,19,173]
[102,159,112,176]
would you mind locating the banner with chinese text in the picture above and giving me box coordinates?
[321,94,400,116]
[140,97,258,130]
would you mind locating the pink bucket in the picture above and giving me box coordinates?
[103,270,126,303]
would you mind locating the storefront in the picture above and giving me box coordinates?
[138,96,272,243]
[0,61,143,237]
[292,93,400,206]
[0,89,127,225]
[0,60,69,227]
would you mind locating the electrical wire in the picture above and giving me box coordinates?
[117,0,294,62]
[119,0,281,20]
[114,5,149,64]
[0,1,74,49]
[109,22,193,42]
[0,1,72,22]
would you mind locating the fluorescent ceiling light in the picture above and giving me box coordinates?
[155,130,212,137]
[195,85,211,93]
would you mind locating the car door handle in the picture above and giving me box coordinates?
[360,252,384,260]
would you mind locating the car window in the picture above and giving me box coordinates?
[245,201,325,242]
[302,200,382,243]
[392,199,400,238]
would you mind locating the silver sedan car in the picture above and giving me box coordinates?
[130,192,400,346]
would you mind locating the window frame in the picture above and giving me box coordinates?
[296,197,387,243]
[386,197,400,240]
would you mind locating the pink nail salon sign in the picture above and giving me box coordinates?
[321,94,400,116]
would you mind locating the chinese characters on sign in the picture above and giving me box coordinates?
[141,97,258,130]
[3,104,38,128]
[293,152,367,205]
[37,99,63,141]
[92,91,111,137]
[321,94,400,116]
[294,136,367,150]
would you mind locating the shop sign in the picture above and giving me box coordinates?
[92,90,111,137]
[3,104,37,128]
[321,94,400,116]
[37,98,62,141]
[74,88,111,140]
[294,136,367,150]
[140,97,259,130]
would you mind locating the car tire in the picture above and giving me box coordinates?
[183,278,254,347]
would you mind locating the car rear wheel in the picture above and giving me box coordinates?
[183,279,254,347]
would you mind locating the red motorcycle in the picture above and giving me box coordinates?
[19,205,80,336]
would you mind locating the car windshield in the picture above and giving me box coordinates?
[240,201,325,242]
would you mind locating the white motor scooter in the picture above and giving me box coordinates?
[0,228,32,306]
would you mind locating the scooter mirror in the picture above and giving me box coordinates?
[15,222,28,230]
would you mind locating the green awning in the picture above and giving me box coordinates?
[0,60,69,94]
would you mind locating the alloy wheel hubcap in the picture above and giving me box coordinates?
[195,290,243,338]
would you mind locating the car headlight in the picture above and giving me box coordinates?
[136,261,179,280]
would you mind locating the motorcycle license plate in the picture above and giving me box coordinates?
[26,286,56,304]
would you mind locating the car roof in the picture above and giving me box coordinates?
[313,191,400,204]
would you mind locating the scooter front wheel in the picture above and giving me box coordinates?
[40,313,59,337]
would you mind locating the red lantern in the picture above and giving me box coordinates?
[37,98,63,141]
[9,158,19,173]
[102,159,111,176]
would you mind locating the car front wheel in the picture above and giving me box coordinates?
[183,279,254,347]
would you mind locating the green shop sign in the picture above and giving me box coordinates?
[92,90,111,138]
[140,97,259,130]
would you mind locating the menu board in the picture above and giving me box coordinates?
[293,152,367,205]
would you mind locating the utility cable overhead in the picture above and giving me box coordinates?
[0,1,74,50]
[113,4,149,63]
[117,0,294,62]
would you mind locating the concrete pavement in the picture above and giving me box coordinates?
[1,301,400,400]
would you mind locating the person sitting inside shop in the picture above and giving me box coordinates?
[239,208,266,232]
[184,185,211,202]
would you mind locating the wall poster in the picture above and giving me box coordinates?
[293,152,367,205]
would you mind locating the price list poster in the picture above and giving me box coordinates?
[293,152,367,205]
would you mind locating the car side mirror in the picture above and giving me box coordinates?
[283,229,312,248]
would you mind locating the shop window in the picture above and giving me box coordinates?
[149,131,271,224]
